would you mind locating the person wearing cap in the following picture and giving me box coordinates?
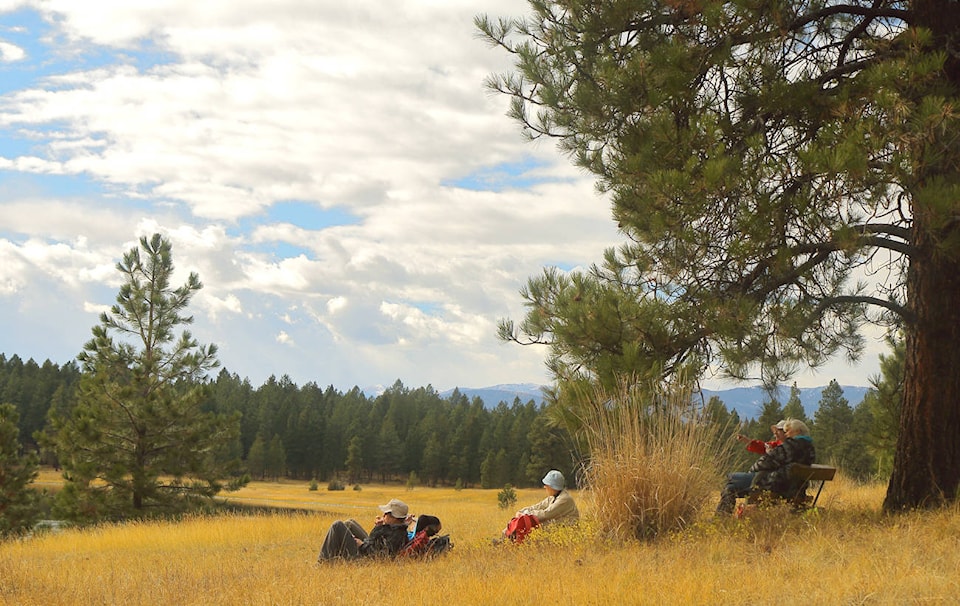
[500,469,579,543]
[317,498,413,561]
[716,421,787,515]
[737,420,787,455]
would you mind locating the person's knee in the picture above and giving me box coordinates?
[328,520,352,538]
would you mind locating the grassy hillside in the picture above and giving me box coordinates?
[2,471,958,605]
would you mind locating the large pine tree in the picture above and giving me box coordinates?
[48,234,242,520]
[480,0,960,510]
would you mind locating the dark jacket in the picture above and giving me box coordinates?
[358,523,409,558]
[749,435,816,495]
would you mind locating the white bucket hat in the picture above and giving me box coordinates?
[542,469,565,491]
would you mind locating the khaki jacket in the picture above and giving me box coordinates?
[517,489,579,524]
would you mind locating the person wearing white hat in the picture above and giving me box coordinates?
[318,498,413,561]
[499,469,579,543]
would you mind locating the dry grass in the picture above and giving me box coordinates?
[577,380,732,540]
[3,473,960,605]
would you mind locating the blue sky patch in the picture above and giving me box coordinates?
[231,235,314,261]
[0,117,100,159]
[231,201,361,260]
[267,241,312,260]
[0,171,113,200]
[443,156,567,192]
[0,8,177,95]
[549,261,579,272]
[258,200,359,231]
[0,130,37,158]
[0,9,57,94]
[409,300,442,315]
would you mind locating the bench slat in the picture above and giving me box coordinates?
[789,464,836,482]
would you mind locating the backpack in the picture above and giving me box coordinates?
[398,515,453,559]
[426,534,453,556]
[399,530,453,558]
[504,514,539,544]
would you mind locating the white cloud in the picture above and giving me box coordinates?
[0,1,884,392]
[0,40,24,62]
[327,296,347,314]
[198,292,242,321]
[82,301,110,315]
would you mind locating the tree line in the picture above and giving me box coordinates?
[1,332,902,496]
[0,353,574,488]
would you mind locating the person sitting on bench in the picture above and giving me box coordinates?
[747,418,816,504]
[716,421,787,515]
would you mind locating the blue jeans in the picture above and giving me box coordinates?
[717,472,756,514]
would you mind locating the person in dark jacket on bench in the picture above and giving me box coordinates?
[716,421,787,515]
[748,418,816,499]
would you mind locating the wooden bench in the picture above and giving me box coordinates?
[738,464,837,517]
[788,463,837,508]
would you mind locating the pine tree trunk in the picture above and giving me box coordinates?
[884,221,960,510]
[883,0,960,511]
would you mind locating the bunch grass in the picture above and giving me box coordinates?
[576,379,732,540]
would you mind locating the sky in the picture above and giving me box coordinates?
[0,1,884,394]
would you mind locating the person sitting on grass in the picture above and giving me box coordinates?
[500,469,579,543]
[317,498,413,561]
[399,515,451,558]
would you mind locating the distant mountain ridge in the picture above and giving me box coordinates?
[437,383,547,407]
[699,384,870,420]
[434,383,870,420]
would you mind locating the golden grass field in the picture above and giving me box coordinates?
[2,469,960,605]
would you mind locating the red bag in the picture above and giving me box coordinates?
[399,530,432,557]
[505,514,540,544]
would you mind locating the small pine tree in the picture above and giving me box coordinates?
[266,434,286,480]
[406,470,419,491]
[247,435,266,480]
[757,398,785,429]
[345,436,363,484]
[810,380,875,479]
[782,384,808,423]
[497,484,518,510]
[813,380,855,465]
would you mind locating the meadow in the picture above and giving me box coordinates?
[2,470,960,605]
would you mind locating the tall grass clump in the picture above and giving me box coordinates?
[577,378,732,541]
